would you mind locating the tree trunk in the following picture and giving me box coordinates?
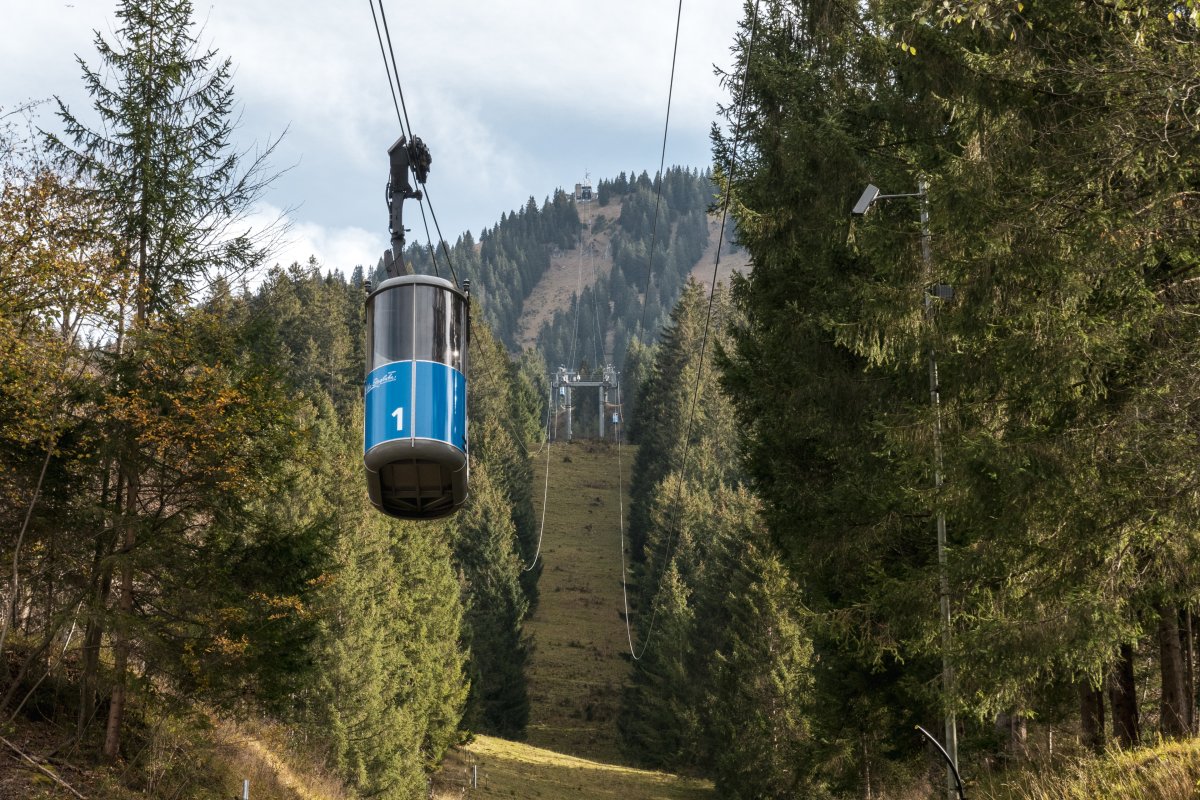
[76,563,113,742]
[1184,607,1195,734]
[993,711,1028,760]
[1079,681,1105,754]
[0,446,54,663]
[77,466,117,742]
[102,469,137,761]
[861,736,872,800]
[1159,605,1189,738]
[1109,643,1139,748]
[0,631,55,713]
[104,182,148,760]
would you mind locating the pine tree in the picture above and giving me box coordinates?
[443,320,536,736]
[453,461,530,737]
[43,0,283,758]
[705,533,817,799]
[618,558,700,769]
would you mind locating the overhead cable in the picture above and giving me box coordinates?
[635,0,685,339]
[625,0,763,662]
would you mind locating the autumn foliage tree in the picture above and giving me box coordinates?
[35,0,285,759]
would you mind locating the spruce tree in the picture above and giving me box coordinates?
[298,399,467,799]
[43,0,282,758]
[717,0,1200,788]
[449,320,535,736]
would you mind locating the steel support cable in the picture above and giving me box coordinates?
[624,0,762,662]
[587,232,604,370]
[615,381,640,656]
[415,200,442,278]
[372,0,463,286]
[537,232,587,573]
[418,184,462,288]
[523,383,555,572]
[567,231,584,371]
[616,0,688,663]
[368,0,404,134]
[378,1,460,285]
[635,0,684,340]
[375,0,414,139]
[369,0,439,275]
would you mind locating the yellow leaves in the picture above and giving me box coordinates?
[210,634,250,656]
[0,165,123,331]
[932,1,1035,34]
[307,572,336,590]
[250,591,308,620]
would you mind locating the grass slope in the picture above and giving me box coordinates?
[523,440,637,764]
[975,738,1200,800]
[0,709,346,800]
[434,440,713,799]
[435,735,712,800]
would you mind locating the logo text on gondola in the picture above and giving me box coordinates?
[365,371,397,395]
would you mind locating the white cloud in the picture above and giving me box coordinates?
[251,203,385,275]
[1,0,745,247]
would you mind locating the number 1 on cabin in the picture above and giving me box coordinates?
[391,406,404,431]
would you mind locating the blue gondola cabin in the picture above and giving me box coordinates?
[364,274,470,518]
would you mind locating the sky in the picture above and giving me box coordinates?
[0,0,745,275]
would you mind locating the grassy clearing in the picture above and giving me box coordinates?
[434,735,713,800]
[523,439,637,765]
[976,738,1200,800]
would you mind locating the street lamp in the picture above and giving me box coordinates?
[852,178,960,800]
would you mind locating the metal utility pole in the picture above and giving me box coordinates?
[853,178,957,800]
[918,178,958,798]
[566,383,574,441]
[599,383,606,439]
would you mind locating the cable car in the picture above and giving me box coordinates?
[363,135,470,519]
[364,274,470,518]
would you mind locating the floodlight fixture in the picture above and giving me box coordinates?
[851,184,881,216]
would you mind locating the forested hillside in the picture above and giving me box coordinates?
[395,166,731,377]
[395,190,581,349]
[535,168,719,373]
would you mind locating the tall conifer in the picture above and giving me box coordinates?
[44,0,282,757]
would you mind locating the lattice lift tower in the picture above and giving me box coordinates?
[551,365,620,441]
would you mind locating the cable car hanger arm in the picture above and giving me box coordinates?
[385,135,432,276]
